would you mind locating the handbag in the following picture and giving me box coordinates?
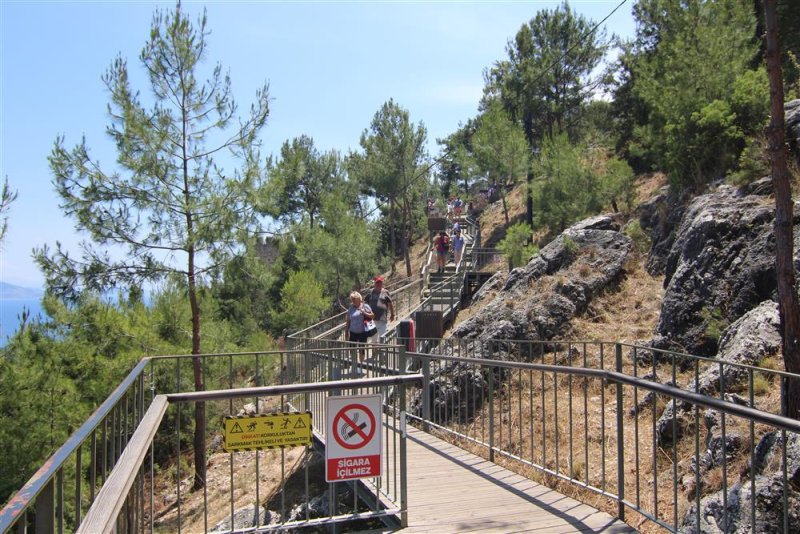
[364,319,378,338]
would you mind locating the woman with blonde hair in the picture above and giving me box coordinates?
[345,291,374,344]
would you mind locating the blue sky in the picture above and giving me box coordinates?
[0,0,635,289]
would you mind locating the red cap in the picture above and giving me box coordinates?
[374,276,384,282]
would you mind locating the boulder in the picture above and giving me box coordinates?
[655,398,693,447]
[470,271,505,305]
[698,409,743,471]
[696,301,781,394]
[454,216,632,343]
[650,184,800,356]
[680,431,800,533]
[409,346,510,425]
[210,506,279,532]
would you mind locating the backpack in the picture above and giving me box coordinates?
[436,234,449,252]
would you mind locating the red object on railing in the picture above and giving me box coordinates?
[399,318,415,352]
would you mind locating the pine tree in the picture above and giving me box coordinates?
[35,2,269,489]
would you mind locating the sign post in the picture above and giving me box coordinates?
[325,394,383,482]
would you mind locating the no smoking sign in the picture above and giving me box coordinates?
[325,394,383,482]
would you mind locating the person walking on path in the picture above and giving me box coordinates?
[364,276,395,343]
[452,229,465,268]
[345,291,374,346]
[433,230,450,274]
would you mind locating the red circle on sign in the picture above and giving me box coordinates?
[332,403,376,450]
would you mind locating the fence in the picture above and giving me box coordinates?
[3,339,798,533]
[403,339,800,532]
[0,347,418,533]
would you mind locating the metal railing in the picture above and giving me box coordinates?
[402,339,800,533]
[75,373,420,533]
[0,347,418,533]
[287,277,425,350]
[4,336,798,533]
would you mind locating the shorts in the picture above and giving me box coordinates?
[436,250,448,256]
[349,331,369,343]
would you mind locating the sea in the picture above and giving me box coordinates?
[0,298,44,346]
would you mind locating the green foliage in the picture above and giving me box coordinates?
[471,101,529,224]
[436,120,479,197]
[0,177,17,243]
[701,306,729,343]
[599,157,636,213]
[729,136,770,186]
[270,270,330,333]
[497,223,539,269]
[212,248,275,343]
[628,0,763,188]
[35,2,269,357]
[262,136,346,229]
[349,99,429,276]
[623,220,651,254]
[562,235,579,257]
[485,1,608,145]
[532,134,600,232]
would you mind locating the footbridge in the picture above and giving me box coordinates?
[2,218,800,533]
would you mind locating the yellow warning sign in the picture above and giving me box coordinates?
[223,412,312,452]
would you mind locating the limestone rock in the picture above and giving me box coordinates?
[696,301,781,394]
[680,431,800,533]
[650,184,800,356]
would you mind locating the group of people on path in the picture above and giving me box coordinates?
[344,217,466,348]
[433,222,465,273]
[345,276,396,348]
[427,196,474,221]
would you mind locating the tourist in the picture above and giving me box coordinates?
[364,276,395,343]
[433,230,450,274]
[345,291,374,346]
[452,228,465,268]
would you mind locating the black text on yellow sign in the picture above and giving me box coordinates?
[223,412,312,452]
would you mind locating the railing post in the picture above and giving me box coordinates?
[422,356,431,432]
[488,342,495,463]
[399,346,409,528]
[303,354,311,411]
[35,478,55,533]
[615,343,625,521]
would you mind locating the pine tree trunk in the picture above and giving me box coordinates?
[764,0,800,419]
[188,252,207,490]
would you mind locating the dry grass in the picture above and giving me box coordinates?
[634,173,668,205]
[567,251,664,344]
[433,352,784,534]
[151,446,306,533]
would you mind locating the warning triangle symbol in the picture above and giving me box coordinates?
[294,418,306,429]
[230,422,244,434]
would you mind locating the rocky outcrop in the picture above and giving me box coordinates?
[647,184,800,356]
[637,186,690,275]
[695,301,781,394]
[679,431,800,533]
[414,216,631,426]
[652,302,781,446]
[453,215,632,343]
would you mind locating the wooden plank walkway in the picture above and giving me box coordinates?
[399,427,636,533]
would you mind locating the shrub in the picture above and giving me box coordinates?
[624,220,651,253]
[498,223,540,269]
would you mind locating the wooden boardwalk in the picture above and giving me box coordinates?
[399,427,636,533]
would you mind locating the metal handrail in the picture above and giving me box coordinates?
[77,374,422,533]
[0,358,151,532]
[407,352,800,434]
